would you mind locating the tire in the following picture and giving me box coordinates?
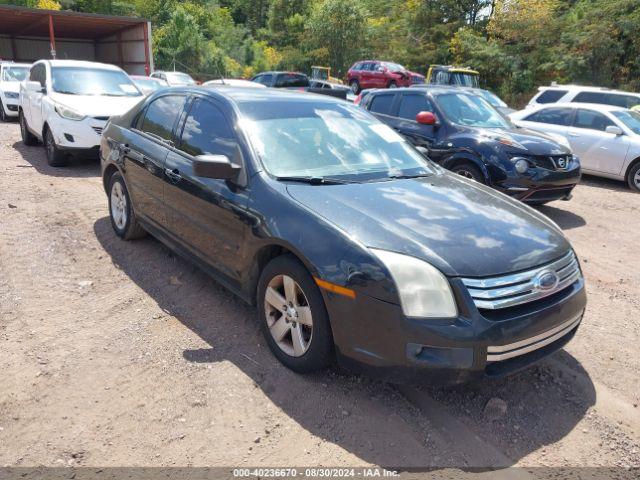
[107,172,147,240]
[626,162,640,192]
[0,102,8,122]
[257,254,334,373]
[19,110,38,146]
[451,162,485,183]
[44,127,67,167]
[349,79,360,95]
[388,81,397,88]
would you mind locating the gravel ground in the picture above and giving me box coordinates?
[0,120,639,470]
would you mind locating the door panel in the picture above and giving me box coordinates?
[569,109,628,174]
[163,97,249,282]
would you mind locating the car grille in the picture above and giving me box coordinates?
[460,251,581,310]
[486,312,582,362]
[530,154,572,171]
[92,126,104,135]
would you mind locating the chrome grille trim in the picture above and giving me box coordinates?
[487,313,582,362]
[461,251,581,310]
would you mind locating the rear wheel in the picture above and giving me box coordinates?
[452,162,484,183]
[0,102,8,122]
[627,163,640,192]
[258,255,334,373]
[44,127,67,167]
[349,79,360,94]
[108,172,147,240]
[19,111,38,146]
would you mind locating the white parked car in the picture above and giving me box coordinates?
[526,85,640,110]
[19,60,144,167]
[0,62,31,121]
[150,71,196,86]
[202,78,266,88]
[510,103,640,191]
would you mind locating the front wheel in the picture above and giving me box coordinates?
[451,162,484,183]
[388,81,397,88]
[349,79,360,95]
[627,163,640,192]
[258,255,334,373]
[44,127,67,167]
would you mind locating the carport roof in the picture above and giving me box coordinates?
[0,5,148,39]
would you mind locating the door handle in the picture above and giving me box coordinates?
[165,168,182,182]
[568,132,580,137]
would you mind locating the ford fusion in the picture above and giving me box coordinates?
[100,88,586,384]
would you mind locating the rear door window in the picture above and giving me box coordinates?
[397,94,434,120]
[573,109,615,131]
[369,94,396,115]
[573,91,640,109]
[139,95,186,142]
[178,98,236,158]
[524,107,573,126]
[535,89,568,104]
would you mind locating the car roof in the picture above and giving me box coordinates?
[1,62,31,68]
[532,102,628,113]
[368,85,469,96]
[162,86,347,105]
[254,71,306,75]
[538,84,640,96]
[41,59,123,70]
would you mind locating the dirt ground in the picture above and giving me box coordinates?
[1,120,639,471]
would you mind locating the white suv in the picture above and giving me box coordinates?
[527,85,640,110]
[1,62,31,121]
[19,60,143,167]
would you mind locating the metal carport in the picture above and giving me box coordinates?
[0,4,152,75]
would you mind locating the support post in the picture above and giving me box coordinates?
[142,23,150,75]
[48,14,56,59]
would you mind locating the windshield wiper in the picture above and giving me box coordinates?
[275,175,352,185]
[388,172,433,180]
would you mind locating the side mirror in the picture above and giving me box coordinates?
[27,81,45,94]
[193,154,241,179]
[605,125,623,136]
[416,111,437,125]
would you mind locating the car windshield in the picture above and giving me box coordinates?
[437,93,511,129]
[382,62,404,72]
[2,66,29,82]
[612,110,640,134]
[166,72,195,84]
[450,72,479,88]
[133,78,164,90]
[238,100,435,181]
[51,67,141,96]
[476,89,507,108]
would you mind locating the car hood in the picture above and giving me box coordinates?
[463,126,571,156]
[2,81,21,94]
[286,172,570,277]
[50,93,144,117]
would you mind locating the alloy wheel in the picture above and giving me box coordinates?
[45,130,55,160]
[264,274,313,357]
[110,181,128,230]
[456,169,476,180]
[634,169,640,190]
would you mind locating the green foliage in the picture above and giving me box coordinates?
[4,0,640,102]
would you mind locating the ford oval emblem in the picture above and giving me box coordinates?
[534,270,559,291]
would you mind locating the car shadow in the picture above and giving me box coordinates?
[580,174,629,193]
[93,216,595,469]
[12,141,100,178]
[535,204,586,230]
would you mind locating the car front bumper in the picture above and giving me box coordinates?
[325,275,586,385]
[48,116,106,152]
[2,98,20,116]
[494,162,581,203]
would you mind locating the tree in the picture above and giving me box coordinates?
[153,4,206,72]
[306,0,366,75]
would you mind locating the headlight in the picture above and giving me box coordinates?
[371,249,457,318]
[511,157,529,174]
[3,91,19,99]
[54,103,86,121]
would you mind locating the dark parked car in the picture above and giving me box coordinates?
[361,86,581,204]
[347,61,412,94]
[250,71,347,100]
[411,84,514,117]
[100,87,586,384]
